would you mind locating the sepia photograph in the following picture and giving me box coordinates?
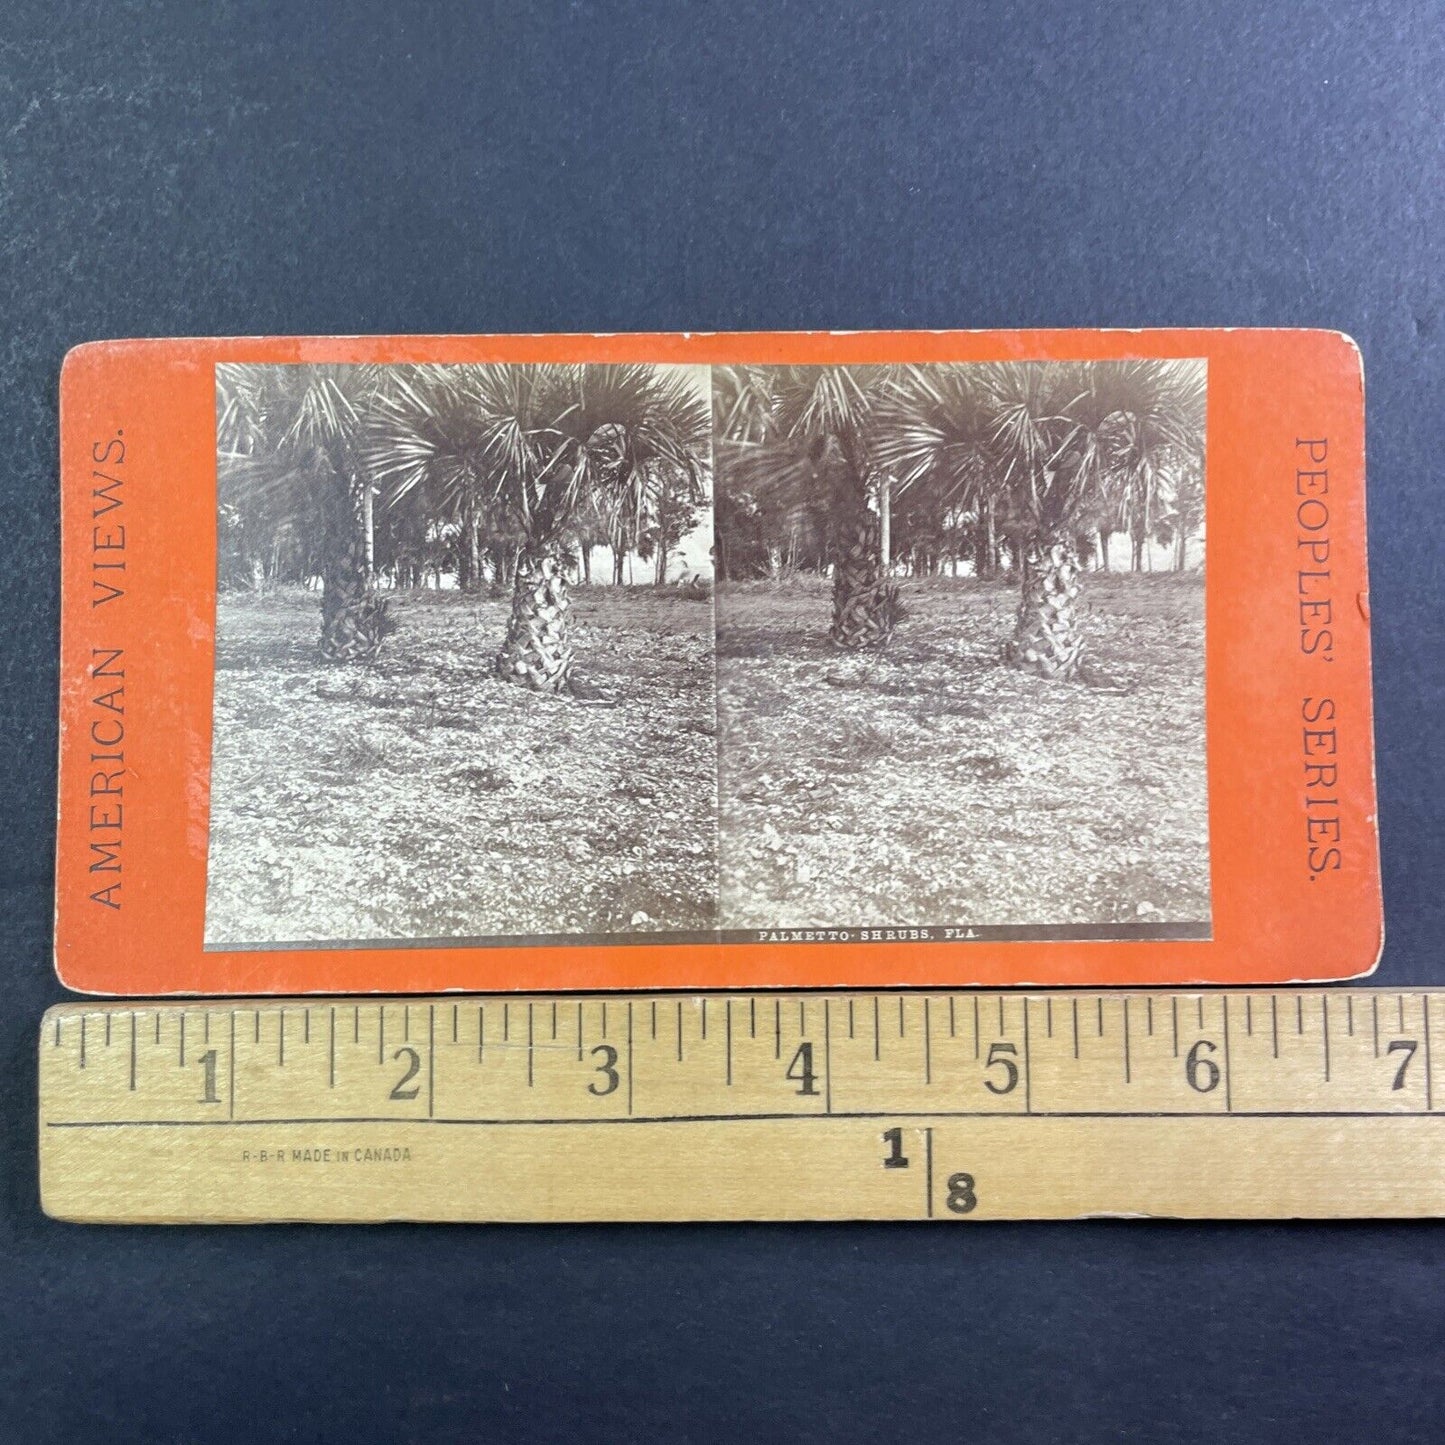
[205,356,1210,950]
[204,361,718,947]
[712,359,1211,936]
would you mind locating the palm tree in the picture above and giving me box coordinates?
[994,359,1205,675]
[874,359,1205,678]
[714,365,903,648]
[217,363,392,661]
[872,362,1000,580]
[370,362,711,692]
[1156,450,1205,572]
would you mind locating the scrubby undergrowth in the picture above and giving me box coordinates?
[716,572,1210,931]
[205,586,719,944]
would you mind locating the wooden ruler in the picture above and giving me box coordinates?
[39,990,1445,1223]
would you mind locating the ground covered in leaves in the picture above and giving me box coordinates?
[206,586,719,945]
[716,573,1210,932]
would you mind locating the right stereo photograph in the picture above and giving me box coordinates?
[711,358,1210,941]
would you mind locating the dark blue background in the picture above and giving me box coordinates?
[2,3,1442,1440]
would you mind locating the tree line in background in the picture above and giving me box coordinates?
[713,359,1206,678]
[217,358,1205,693]
[217,363,711,690]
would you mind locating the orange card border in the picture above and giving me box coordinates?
[55,329,1380,995]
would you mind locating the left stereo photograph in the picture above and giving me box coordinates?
[205,361,720,950]
[54,331,1380,995]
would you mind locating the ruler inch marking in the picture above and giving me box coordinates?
[1023,996,1032,1114]
[1222,995,1233,1113]
[824,998,833,1114]
[924,1126,934,1218]
[1425,994,1434,1113]
[923,997,932,1085]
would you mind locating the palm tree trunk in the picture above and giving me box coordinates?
[1004,531,1084,679]
[460,498,482,593]
[495,549,573,691]
[320,471,390,662]
[975,496,997,580]
[655,482,670,586]
[361,484,375,583]
[817,438,901,649]
[879,475,892,573]
[829,507,901,649]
